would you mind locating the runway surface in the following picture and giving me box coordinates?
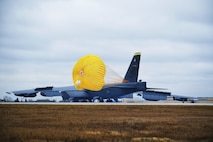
[1,101,213,106]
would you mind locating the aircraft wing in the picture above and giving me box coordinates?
[7,89,38,97]
[7,86,76,97]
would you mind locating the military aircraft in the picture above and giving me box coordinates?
[7,52,171,102]
[172,95,198,103]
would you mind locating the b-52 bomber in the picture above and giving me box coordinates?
[8,52,171,102]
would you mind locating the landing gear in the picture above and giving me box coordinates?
[93,97,103,103]
[93,99,100,103]
[106,99,113,102]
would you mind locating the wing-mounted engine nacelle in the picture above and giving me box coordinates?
[40,91,61,97]
[15,93,37,97]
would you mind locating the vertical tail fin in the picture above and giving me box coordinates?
[123,52,141,82]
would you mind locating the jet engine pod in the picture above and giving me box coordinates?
[16,93,37,97]
[40,91,62,96]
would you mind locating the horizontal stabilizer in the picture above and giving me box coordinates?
[146,88,168,91]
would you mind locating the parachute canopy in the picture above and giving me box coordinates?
[72,55,106,91]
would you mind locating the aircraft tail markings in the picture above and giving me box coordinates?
[123,52,141,82]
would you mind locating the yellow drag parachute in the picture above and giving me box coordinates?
[72,55,106,91]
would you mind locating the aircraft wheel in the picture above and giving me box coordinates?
[93,99,100,103]
[106,99,113,102]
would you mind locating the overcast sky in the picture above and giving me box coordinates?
[0,0,213,100]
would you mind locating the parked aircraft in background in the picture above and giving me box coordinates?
[7,52,171,102]
[172,95,198,103]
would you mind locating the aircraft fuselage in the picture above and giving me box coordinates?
[62,81,147,102]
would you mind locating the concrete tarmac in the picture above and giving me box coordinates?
[1,101,213,106]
